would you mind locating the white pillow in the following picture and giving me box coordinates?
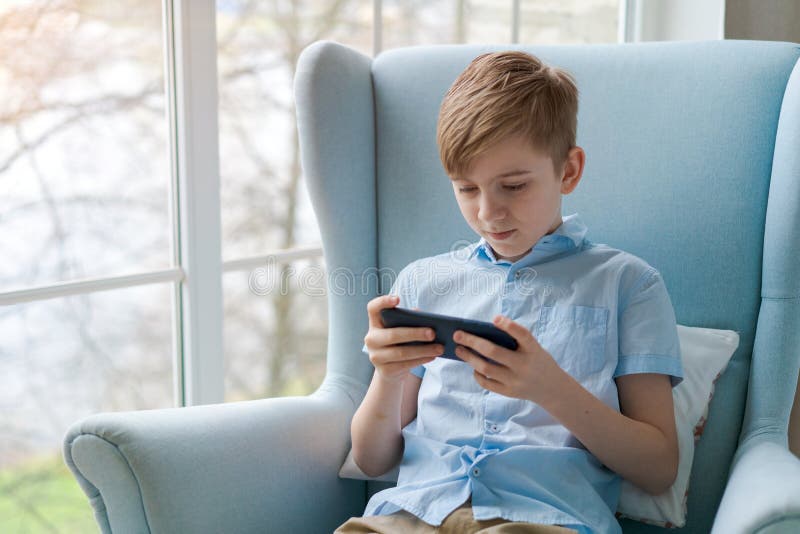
[339,324,739,528]
[615,324,738,527]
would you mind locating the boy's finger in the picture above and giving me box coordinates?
[453,330,509,365]
[492,315,534,349]
[367,295,399,328]
[455,345,504,381]
[371,344,443,364]
[372,325,435,346]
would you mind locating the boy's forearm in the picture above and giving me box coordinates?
[350,371,405,478]
[533,369,677,495]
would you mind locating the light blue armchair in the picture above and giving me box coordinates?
[64,40,800,533]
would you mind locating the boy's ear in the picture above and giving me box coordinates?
[560,147,585,195]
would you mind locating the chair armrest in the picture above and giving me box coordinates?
[712,439,800,533]
[63,385,366,534]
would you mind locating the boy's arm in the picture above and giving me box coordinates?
[538,370,678,495]
[354,293,438,478]
[351,370,422,478]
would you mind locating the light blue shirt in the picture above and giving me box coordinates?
[362,213,684,534]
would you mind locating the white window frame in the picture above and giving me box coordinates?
[166,0,225,406]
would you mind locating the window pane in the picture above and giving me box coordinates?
[382,0,511,48]
[216,1,371,261]
[224,257,327,401]
[382,1,619,49]
[382,0,456,48]
[520,0,619,44]
[0,1,172,293]
[464,0,512,44]
[0,283,176,532]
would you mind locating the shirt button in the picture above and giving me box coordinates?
[472,467,481,477]
[491,424,499,432]
[514,271,521,278]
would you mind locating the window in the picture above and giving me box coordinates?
[0,2,173,531]
[0,1,619,529]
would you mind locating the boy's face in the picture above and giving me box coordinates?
[450,134,584,263]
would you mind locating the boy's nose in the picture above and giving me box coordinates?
[478,196,506,222]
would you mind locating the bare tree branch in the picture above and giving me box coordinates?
[217,0,260,53]
[0,84,162,174]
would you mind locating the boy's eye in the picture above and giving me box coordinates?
[503,183,527,191]
[457,183,527,194]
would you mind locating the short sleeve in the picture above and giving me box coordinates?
[614,268,684,387]
[361,261,426,378]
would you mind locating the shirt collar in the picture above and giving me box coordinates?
[467,213,588,265]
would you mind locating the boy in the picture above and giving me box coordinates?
[337,51,683,534]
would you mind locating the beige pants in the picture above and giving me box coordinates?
[334,499,579,534]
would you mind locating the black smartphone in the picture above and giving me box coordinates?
[379,307,518,363]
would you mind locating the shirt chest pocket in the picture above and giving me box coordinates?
[535,305,609,379]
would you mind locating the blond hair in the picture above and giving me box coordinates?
[436,51,578,178]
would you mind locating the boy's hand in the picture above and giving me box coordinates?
[364,295,443,384]
[453,315,562,403]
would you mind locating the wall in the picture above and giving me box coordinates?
[628,0,800,43]
[725,0,800,42]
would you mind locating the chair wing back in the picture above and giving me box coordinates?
[295,39,800,533]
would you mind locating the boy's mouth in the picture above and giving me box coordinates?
[487,229,515,240]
